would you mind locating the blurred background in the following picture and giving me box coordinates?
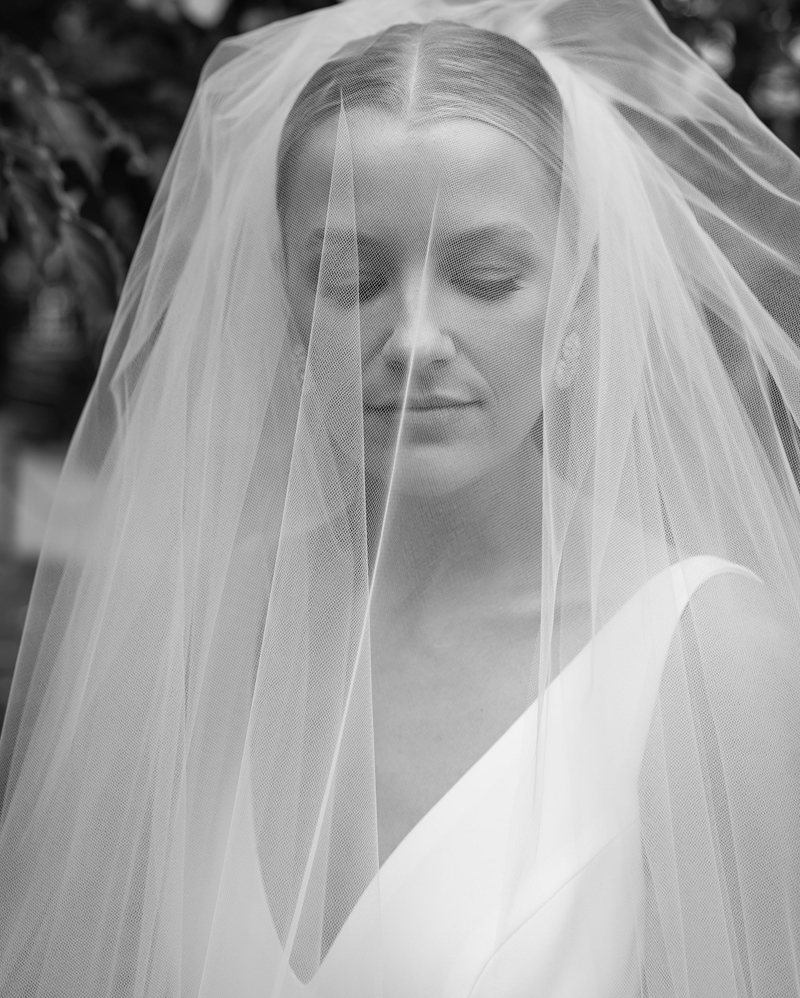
[0,0,798,728]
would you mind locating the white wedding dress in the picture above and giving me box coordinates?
[197,556,753,998]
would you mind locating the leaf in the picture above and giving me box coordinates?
[7,88,104,185]
[0,126,73,204]
[0,40,106,185]
[82,96,150,175]
[36,96,104,184]
[0,126,79,260]
[0,41,60,100]
[177,0,229,28]
[2,162,63,263]
[60,216,124,356]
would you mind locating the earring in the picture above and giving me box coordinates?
[553,331,582,389]
[291,343,307,387]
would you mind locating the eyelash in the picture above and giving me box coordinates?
[320,272,522,306]
[449,275,522,302]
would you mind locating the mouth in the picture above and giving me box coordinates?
[364,397,480,413]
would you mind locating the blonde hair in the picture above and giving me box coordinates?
[276,19,563,217]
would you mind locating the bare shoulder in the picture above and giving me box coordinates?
[674,568,800,756]
[681,569,798,678]
[647,568,800,947]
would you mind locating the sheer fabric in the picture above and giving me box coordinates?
[1,1,799,996]
[200,556,757,998]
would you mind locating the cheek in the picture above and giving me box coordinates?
[283,260,315,340]
[476,300,546,426]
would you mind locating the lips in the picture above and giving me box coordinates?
[365,396,479,412]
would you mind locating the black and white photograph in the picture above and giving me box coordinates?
[0,0,799,994]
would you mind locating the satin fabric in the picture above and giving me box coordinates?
[199,557,752,998]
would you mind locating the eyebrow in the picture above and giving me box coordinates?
[439,225,536,257]
[304,224,536,253]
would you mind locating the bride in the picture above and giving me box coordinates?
[1,1,799,996]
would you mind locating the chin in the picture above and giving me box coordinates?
[366,442,495,500]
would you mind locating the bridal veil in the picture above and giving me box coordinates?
[1,0,799,995]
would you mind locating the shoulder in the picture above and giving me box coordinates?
[672,566,800,776]
[644,567,800,952]
[679,567,798,695]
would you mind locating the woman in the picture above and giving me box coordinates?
[1,1,798,995]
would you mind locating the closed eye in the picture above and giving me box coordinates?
[319,272,388,307]
[448,273,523,302]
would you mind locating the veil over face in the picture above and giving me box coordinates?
[1,2,800,997]
[283,111,559,498]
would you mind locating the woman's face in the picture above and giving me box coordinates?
[282,109,560,496]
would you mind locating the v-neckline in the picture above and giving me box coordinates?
[239,556,749,993]
[312,642,582,975]
[373,602,598,885]
[313,556,746,973]
[376,683,536,892]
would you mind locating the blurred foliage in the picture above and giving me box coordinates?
[0,37,141,439]
[654,0,800,147]
[0,0,799,441]
[0,0,334,440]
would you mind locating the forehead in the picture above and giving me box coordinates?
[282,109,558,249]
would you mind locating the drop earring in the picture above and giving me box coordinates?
[553,331,582,389]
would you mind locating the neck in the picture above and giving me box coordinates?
[366,437,544,615]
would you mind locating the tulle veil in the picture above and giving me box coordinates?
[1,0,799,995]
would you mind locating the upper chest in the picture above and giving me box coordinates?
[368,593,592,862]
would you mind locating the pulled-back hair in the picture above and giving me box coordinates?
[276,20,563,215]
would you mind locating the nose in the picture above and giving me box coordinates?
[381,280,456,370]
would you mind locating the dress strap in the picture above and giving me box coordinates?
[508,555,758,902]
[467,555,759,998]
